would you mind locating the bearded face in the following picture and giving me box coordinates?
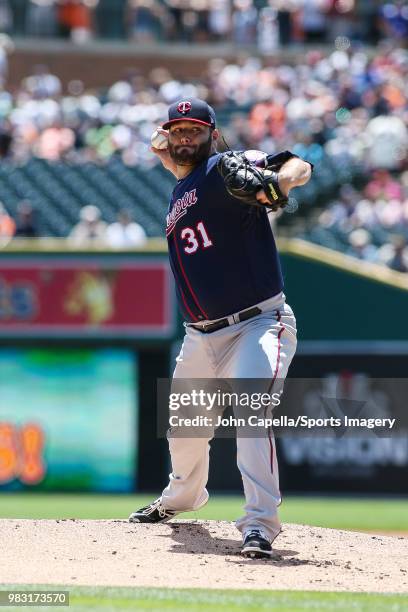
[168,128,213,166]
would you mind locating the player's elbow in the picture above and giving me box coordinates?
[282,158,312,188]
[298,161,312,185]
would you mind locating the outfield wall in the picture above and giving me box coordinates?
[0,240,407,494]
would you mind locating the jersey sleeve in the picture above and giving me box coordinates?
[266,150,314,173]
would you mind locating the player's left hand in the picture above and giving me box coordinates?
[217,152,289,211]
[255,189,270,205]
[256,171,290,206]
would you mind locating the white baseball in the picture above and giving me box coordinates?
[151,129,168,150]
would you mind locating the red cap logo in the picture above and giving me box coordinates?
[177,101,192,115]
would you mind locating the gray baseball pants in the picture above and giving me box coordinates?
[161,292,297,543]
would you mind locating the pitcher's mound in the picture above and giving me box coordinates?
[1,519,407,592]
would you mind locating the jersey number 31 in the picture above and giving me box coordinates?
[181,222,213,254]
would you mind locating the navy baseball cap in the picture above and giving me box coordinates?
[163,98,216,130]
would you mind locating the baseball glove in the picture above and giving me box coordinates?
[217,151,288,211]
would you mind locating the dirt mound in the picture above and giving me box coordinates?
[1,519,406,592]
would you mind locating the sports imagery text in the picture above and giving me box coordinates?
[168,413,396,430]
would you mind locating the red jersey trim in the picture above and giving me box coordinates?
[266,309,285,475]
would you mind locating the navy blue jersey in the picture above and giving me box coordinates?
[166,151,288,322]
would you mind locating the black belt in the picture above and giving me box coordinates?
[191,306,262,334]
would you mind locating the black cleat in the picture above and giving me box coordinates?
[242,529,273,559]
[129,498,180,523]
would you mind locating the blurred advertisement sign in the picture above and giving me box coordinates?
[0,422,46,486]
[0,256,174,338]
[0,348,137,492]
[277,368,408,493]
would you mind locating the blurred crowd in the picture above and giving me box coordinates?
[0,44,406,169]
[0,0,406,47]
[0,41,406,270]
[301,169,408,273]
[0,200,147,247]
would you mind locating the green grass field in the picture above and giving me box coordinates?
[1,493,407,532]
[1,586,407,612]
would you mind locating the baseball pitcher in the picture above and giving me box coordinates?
[129,98,313,558]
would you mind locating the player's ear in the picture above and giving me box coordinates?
[212,128,219,142]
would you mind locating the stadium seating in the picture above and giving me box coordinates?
[0,158,176,237]
[0,150,367,237]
